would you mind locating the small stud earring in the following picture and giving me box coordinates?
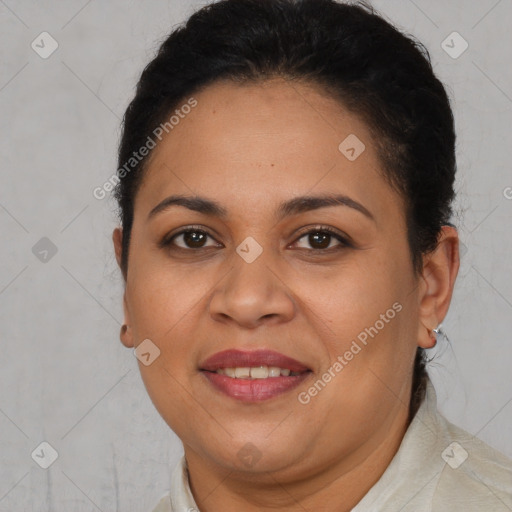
[430,324,446,348]
[430,328,438,347]
[120,324,128,338]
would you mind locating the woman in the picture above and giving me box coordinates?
[111,0,512,510]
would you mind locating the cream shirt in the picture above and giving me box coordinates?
[152,378,512,511]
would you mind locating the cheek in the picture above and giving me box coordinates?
[300,257,416,427]
[299,254,405,334]
[302,246,416,380]
[125,263,212,429]
[126,257,213,340]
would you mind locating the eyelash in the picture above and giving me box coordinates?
[159,224,352,253]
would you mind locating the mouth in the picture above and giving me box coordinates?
[199,349,312,402]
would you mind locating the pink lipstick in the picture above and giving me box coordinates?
[199,349,312,402]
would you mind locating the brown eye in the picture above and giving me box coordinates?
[161,227,220,250]
[180,230,208,248]
[294,227,349,251]
[307,232,332,249]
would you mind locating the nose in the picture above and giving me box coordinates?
[208,252,296,329]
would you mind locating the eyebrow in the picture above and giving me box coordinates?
[147,193,374,222]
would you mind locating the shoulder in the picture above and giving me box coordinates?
[431,412,512,510]
[151,493,172,512]
[150,455,198,511]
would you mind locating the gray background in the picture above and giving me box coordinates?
[1,0,511,510]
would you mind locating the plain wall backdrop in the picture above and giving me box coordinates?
[1,0,511,510]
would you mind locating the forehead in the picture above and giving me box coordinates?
[135,78,398,220]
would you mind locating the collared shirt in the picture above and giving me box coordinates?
[152,378,512,511]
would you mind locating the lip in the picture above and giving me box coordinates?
[199,349,311,373]
[202,371,311,402]
[199,349,312,403]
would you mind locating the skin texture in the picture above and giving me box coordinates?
[113,78,459,511]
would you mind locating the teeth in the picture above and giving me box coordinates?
[250,366,269,379]
[234,367,251,378]
[215,366,301,379]
[224,368,236,378]
[268,367,281,377]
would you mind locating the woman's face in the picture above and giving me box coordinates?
[115,78,429,479]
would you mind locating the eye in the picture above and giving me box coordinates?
[292,226,351,251]
[160,226,220,250]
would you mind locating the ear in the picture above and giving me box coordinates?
[113,227,134,348]
[113,227,126,280]
[417,226,460,349]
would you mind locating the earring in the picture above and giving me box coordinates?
[429,324,446,348]
[120,324,128,338]
[430,328,438,347]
